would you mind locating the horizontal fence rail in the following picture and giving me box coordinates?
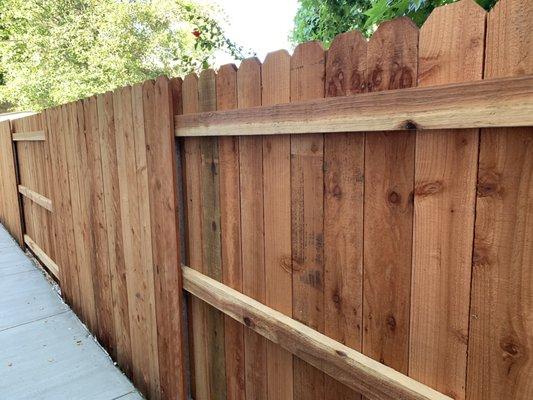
[175,75,533,137]
[18,185,53,212]
[24,234,59,278]
[12,130,46,141]
[182,266,452,400]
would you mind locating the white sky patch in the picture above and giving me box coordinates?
[197,0,299,67]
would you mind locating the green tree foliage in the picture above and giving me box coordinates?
[290,0,498,46]
[0,0,248,110]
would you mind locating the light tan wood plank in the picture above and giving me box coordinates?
[175,75,533,137]
[182,266,452,400]
[12,130,45,141]
[24,234,59,278]
[18,185,52,211]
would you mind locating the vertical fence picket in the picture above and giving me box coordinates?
[58,104,82,314]
[217,63,246,400]
[467,0,533,398]
[96,91,133,374]
[324,29,366,400]
[237,57,268,400]
[84,95,116,353]
[44,107,68,290]
[410,1,486,398]
[290,41,326,400]
[65,100,99,332]
[181,73,210,400]
[262,49,294,400]
[198,69,227,400]
[143,76,188,400]
[363,17,418,376]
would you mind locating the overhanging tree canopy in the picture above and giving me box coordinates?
[290,0,498,46]
[0,0,248,110]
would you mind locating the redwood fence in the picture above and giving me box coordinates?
[0,0,531,399]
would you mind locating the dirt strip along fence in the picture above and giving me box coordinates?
[0,0,531,399]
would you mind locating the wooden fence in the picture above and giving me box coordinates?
[0,0,531,399]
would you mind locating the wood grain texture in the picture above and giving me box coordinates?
[12,130,45,141]
[262,49,294,400]
[363,17,418,375]
[467,0,533,398]
[24,234,59,278]
[55,105,82,314]
[174,75,533,137]
[181,73,210,400]
[144,77,187,400]
[290,41,326,400]
[238,57,268,400]
[115,85,160,398]
[96,92,132,375]
[17,185,52,212]
[183,266,453,400]
[217,63,246,400]
[198,69,227,400]
[64,101,98,332]
[411,1,485,398]
[324,29,366,400]
[44,107,71,293]
[84,96,115,354]
[0,120,23,245]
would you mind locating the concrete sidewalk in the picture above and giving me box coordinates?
[0,225,143,400]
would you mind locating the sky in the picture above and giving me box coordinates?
[198,0,300,67]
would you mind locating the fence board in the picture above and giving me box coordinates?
[0,120,23,245]
[324,29,366,400]
[467,0,533,398]
[174,75,533,137]
[183,266,453,400]
[262,49,294,400]
[238,57,268,400]
[96,91,132,373]
[363,17,418,375]
[290,41,326,400]
[84,96,116,353]
[198,69,227,400]
[410,1,485,398]
[115,85,161,398]
[54,104,82,312]
[64,101,98,331]
[217,63,246,400]
[181,73,210,400]
[12,130,45,141]
[44,107,69,291]
[148,77,187,399]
